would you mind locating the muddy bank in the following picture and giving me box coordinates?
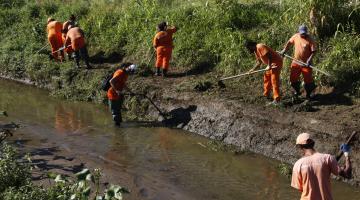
[139,78,360,186]
[1,72,360,187]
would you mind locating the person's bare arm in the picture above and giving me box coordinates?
[339,156,352,179]
[249,59,262,72]
[109,76,120,94]
[306,50,316,66]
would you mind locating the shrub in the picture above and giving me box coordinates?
[0,143,31,193]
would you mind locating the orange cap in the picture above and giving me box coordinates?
[296,133,311,145]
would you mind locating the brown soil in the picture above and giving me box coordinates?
[126,69,360,186]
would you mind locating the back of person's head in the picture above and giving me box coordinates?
[157,21,167,31]
[69,14,76,21]
[244,40,257,51]
[296,133,315,149]
[47,17,55,24]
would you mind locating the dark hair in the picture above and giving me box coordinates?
[69,14,76,21]
[119,62,132,69]
[244,40,257,49]
[297,139,315,149]
[157,21,167,31]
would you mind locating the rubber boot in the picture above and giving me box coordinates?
[291,81,301,96]
[304,82,316,100]
[155,68,161,76]
[162,69,168,77]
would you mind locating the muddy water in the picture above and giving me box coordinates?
[0,79,359,200]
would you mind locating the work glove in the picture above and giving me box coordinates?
[265,65,271,70]
[340,144,351,157]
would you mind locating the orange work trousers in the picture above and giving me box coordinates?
[72,37,85,51]
[263,67,282,101]
[48,33,64,60]
[290,64,313,84]
[156,47,172,70]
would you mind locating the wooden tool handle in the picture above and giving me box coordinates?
[336,131,357,161]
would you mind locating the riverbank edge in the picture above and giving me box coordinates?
[1,74,359,187]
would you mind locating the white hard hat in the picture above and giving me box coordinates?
[128,64,137,72]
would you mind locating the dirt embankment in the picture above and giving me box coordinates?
[129,73,360,186]
[1,68,360,186]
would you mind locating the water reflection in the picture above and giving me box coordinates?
[55,104,84,134]
[0,79,359,200]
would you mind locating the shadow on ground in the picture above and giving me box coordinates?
[282,89,353,112]
[162,105,197,128]
[89,51,124,64]
[166,61,215,78]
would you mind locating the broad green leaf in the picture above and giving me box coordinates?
[86,173,95,183]
[76,168,90,181]
[55,174,65,183]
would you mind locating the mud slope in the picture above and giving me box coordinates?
[138,75,360,186]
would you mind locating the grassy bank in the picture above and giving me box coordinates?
[0,0,359,101]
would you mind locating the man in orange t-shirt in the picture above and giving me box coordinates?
[153,21,177,77]
[107,63,137,126]
[62,14,77,59]
[292,133,352,200]
[245,41,283,105]
[46,18,64,61]
[280,25,316,99]
[64,25,91,68]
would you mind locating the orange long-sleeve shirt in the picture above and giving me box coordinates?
[47,21,63,37]
[153,27,177,48]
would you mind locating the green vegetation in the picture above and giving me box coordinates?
[0,0,359,101]
[0,143,129,200]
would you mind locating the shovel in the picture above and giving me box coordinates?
[277,51,331,77]
[53,45,72,54]
[125,93,169,120]
[217,68,270,88]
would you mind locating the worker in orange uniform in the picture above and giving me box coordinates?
[153,21,177,77]
[292,133,352,200]
[108,63,137,126]
[62,14,77,60]
[280,25,316,99]
[245,41,283,106]
[47,18,64,61]
[64,25,91,69]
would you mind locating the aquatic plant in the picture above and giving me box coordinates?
[0,143,129,199]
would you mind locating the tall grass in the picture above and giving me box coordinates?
[0,0,359,100]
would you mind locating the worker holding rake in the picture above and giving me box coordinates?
[64,25,91,69]
[107,63,137,126]
[280,25,317,99]
[245,41,283,106]
[47,18,64,61]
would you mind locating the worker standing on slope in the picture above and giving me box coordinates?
[47,18,64,61]
[153,21,177,77]
[245,41,283,106]
[64,25,91,69]
[280,25,317,99]
[292,133,352,200]
[62,14,77,60]
[107,63,137,126]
